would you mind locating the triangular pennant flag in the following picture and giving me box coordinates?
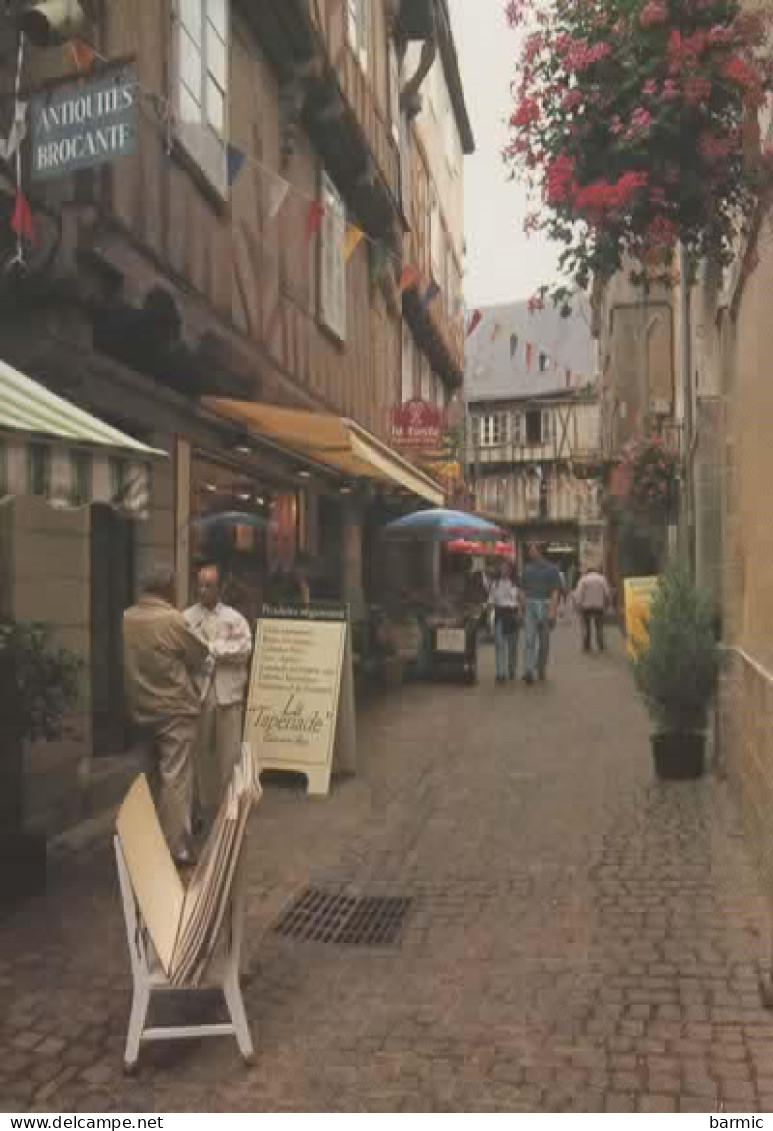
[226,144,246,187]
[11,190,35,244]
[268,178,290,219]
[69,39,95,72]
[466,309,482,338]
[343,223,365,263]
[398,264,420,294]
[420,281,441,309]
[306,200,325,243]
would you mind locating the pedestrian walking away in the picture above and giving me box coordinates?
[488,561,521,682]
[123,567,210,864]
[521,541,562,684]
[185,562,253,830]
[574,564,612,653]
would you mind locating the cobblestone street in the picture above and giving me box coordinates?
[2,623,773,1113]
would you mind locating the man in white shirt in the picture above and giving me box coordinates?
[574,565,612,653]
[185,563,253,826]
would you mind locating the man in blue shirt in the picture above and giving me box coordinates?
[521,541,562,684]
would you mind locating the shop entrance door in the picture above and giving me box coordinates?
[91,504,135,756]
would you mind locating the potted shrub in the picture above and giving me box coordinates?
[632,565,721,779]
[0,619,82,907]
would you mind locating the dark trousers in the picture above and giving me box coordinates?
[582,609,605,652]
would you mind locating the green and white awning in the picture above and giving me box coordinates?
[0,358,165,519]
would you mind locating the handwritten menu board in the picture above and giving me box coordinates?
[245,604,352,795]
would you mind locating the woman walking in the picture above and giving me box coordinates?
[488,562,520,683]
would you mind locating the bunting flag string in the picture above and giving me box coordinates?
[343,223,365,263]
[5,30,470,331]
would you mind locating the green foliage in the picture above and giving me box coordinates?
[632,564,721,731]
[0,619,82,744]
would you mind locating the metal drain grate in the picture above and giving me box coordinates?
[272,887,412,948]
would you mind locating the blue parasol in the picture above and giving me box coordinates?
[382,508,505,543]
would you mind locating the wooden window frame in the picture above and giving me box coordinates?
[173,0,230,202]
[318,170,347,344]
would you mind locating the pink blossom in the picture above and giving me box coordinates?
[639,1,668,30]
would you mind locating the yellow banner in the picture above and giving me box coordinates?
[623,576,659,658]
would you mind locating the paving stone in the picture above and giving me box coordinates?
[2,631,773,1112]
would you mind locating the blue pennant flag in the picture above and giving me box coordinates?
[421,280,441,309]
[227,144,247,187]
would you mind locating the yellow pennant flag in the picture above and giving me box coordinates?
[343,223,365,263]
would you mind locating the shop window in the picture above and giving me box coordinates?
[539,351,551,372]
[319,171,347,343]
[175,0,229,198]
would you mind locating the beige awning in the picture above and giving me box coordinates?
[202,399,445,507]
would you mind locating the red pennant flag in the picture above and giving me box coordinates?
[466,309,482,338]
[398,264,420,294]
[11,190,35,244]
[306,200,325,243]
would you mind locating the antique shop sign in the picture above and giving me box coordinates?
[31,64,137,181]
[245,604,356,796]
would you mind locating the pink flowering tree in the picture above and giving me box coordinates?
[506,0,773,301]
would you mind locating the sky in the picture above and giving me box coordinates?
[448,0,560,308]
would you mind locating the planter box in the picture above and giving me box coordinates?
[651,732,705,780]
[0,831,47,912]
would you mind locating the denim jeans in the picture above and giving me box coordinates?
[524,599,551,679]
[494,616,518,679]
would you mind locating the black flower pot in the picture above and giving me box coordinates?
[651,732,705,780]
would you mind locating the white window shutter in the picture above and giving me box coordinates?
[320,172,346,342]
[359,0,371,71]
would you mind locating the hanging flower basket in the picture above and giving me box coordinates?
[505,0,773,298]
[621,437,680,514]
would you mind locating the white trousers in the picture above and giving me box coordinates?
[195,686,245,821]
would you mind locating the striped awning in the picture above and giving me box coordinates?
[0,358,165,519]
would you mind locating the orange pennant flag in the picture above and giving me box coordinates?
[343,223,365,263]
[398,264,419,294]
[69,39,96,72]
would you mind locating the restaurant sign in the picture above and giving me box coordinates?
[31,64,137,181]
[389,398,443,452]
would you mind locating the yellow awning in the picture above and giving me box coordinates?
[202,399,445,507]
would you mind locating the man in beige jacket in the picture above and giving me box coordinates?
[123,568,210,863]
